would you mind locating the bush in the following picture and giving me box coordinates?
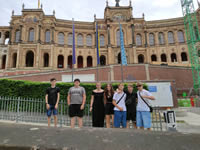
[0,79,148,104]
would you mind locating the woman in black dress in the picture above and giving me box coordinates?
[104,84,115,128]
[90,82,105,127]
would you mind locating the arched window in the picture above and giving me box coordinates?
[68,33,73,46]
[12,53,17,68]
[77,34,83,46]
[57,55,64,68]
[159,32,165,45]
[45,30,51,43]
[151,55,157,62]
[86,35,92,47]
[149,33,155,46]
[136,34,142,46]
[181,52,188,61]
[87,56,93,67]
[100,55,106,66]
[78,56,83,68]
[4,31,10,45]
[178,30,185,43]
[29,28,34,42]
[161,54,167,62]
[44,53,49,67]
[2,55,6,69]
[118,53,121,64]
[26,51,34,67]
[138,54,144,63]
[171,53,177,62]
[58,32,64,45]
[168,31,175,44]
[100,35,105,47]
[15,30,20,43]
[68,55,72,69]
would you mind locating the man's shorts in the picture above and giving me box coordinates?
[114,111,127,128]
[136,111,151,129]
[126,111,136,122]
[47,105,58,117]
[69,104,84,118]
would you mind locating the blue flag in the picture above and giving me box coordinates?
[72,20,76,65]
[96,22,100,65]
[120,24,127,66]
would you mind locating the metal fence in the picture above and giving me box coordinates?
[0,96,163,131]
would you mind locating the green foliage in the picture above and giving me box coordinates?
[0,79,148,104]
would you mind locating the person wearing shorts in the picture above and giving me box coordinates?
[45,78,60,127]
[136,82,155,130]
[67,79,86,128]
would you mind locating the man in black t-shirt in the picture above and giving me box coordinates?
[45,78,60,127]
[125,84,137,129]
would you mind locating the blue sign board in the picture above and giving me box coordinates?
[148,86,157,92]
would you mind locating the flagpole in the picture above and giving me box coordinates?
[119,20,124,83]
[72,18,75,82]
[95,20,99,82]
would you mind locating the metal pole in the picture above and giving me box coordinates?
[97,64,99,81]
[72,64,74,82]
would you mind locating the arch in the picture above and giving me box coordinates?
[4,31,10,44]
[86,34,92,47]
[68,33,73,46]
[151,54,157,62]
[136,34,142,46]
[45,30,51,43]
[168,31,175,44]
[77,34,83,46]
[15,30,20,43]
[44,53,49,67]
[171,53,177,62]
[2,55,6,69]
[100,55,106,66]
[138,54,144,63]
[57,55,64,68]
[178,30,185,43]
[161,54,167,62]
[158,32,165,45]
[67,55,72,69]
[87,56,93,67]
[12,53,17,68]
[118,53,121,64]
[149,33,155,46]
[26,51,34,67]
[181,52,188,62]
[58,32,64,45]
[29,28,34,42]
[100,35,105,47]
[78,56,83,68]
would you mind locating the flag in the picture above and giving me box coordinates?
[38,0,40,8]
[72,19,76,65]
[119,24,128,66]
[96,22,100,65]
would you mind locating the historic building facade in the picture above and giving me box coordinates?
[0,1,193,71]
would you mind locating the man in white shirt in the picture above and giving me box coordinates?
[112,83,127,128]
[136,82,155,130]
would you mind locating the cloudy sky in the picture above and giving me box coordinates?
[0,0,199,26]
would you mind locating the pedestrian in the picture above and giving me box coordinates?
[104,84,115,128]
[112,83,127,128]
[45,78,60,127]
[125,84,137,129]
[67,79,86,128]
[136,82,155,130]
[90,82,105,127]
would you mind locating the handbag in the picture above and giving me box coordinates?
[139,92,153,113]
[125,97,132,105]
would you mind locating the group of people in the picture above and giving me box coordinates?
[45,78,155,130]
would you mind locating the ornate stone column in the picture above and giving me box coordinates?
[131,24,135,45]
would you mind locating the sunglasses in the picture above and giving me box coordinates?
[136,85,142,88]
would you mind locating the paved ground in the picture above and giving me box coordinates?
[0,123,200,150]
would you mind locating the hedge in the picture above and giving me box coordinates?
[0,79,148,104]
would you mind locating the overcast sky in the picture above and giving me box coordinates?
[0,0,199,26]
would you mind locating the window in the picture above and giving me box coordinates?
[168,31,175,44]
[68,33,73,46]
[149,33,155,46]
[151,55,157,62]
[44,53,49,67]
[87,56,93,67]
[29,28,34,42]
[181,52,188,61]
[77,34,83,46]
[12,53,17,68]
[100,55,106,66]
[178,30,185,43]
[86,35,92,47]
[2,55,6,69]
[138,54,144,63]
[118,53,121,64]
[57,55,64,68]
[78,56,83,68]
[171,53,177,62]
[161,54,167,62]
[136,34,142,46]
[159,32,165,45]
[15,30,20,43]
[26,51,34,67]
[58,32,64,45]
[100,35,105,47]
[117,30,120,46]
[45,30,51,43]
